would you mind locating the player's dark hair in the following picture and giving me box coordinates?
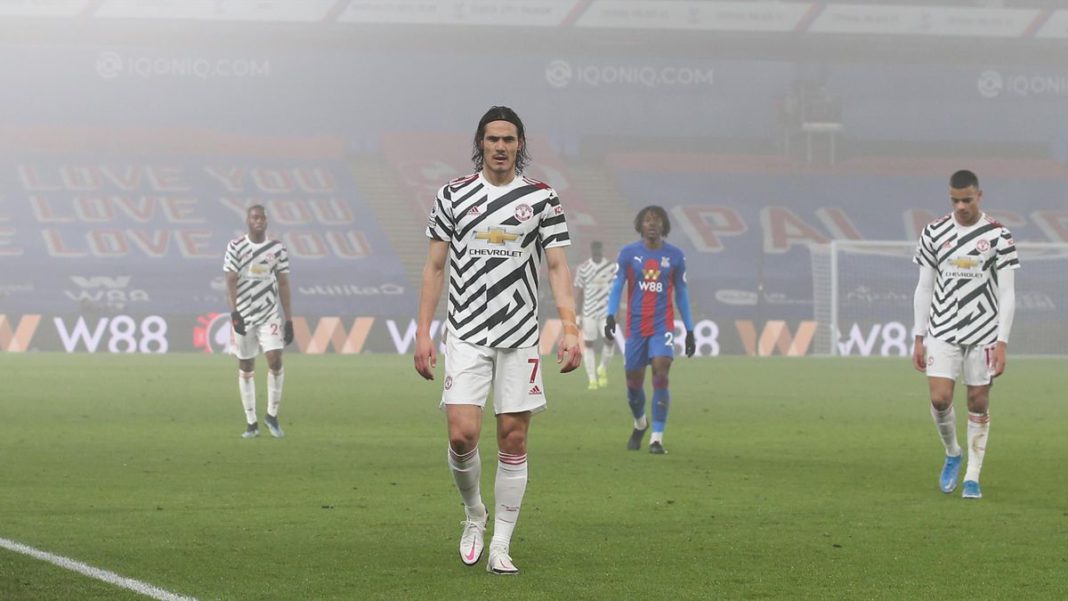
[950,170,979,190]
[471,105,530,174]
[247,204,267,217]
[634,205,671,237]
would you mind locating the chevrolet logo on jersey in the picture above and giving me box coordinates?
[475,229,520,245]
[949,257,979,269]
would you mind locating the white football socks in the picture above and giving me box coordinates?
[491,451,527,549]
[239,370,256,425]
[448,446,485,519]
[930,404,961,457]
[600,342,615,367]
[267,368,284,417]
[583,346,597,382]
[965,411,990,482]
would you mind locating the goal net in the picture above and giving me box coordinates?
[811,240,1068,357]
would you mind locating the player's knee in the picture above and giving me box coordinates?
[625,376,644,390]
[652,374,669,389]
[929,396,952,411]
[497,429,527,455]
[448,430,479,454]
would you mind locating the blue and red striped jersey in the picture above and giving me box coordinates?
[609,240,690,338]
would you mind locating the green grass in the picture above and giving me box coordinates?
[1,353,1066,600]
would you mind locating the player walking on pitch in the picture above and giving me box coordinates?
[413,106,582,574]
[574,240,618,390]
[225,204,294,439]
[912,170,1019,499]
[605,206,695,455]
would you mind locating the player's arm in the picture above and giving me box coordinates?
[545,246,582,373]
[414,239,448,380]
[911,264,936,372]
[673,265,696,357]
[991,268,1016,377]
[604,255,625,338]
[225,269,246,335]
[277,271,294,345]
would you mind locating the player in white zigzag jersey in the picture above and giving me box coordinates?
[574,240,618,390]
[224,204,294,440]
[414,106,582,575]
[912,170,1019,500]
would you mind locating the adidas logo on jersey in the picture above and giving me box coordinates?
[467,205,480,216]
[528,385,542,396]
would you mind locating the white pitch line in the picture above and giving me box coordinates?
[0,536,197,601]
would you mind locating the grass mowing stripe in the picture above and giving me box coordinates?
[0,537,197,601]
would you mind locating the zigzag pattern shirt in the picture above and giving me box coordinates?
[223,236,290,327]
[913,212,1019,346]
[426,172,570,349]
[574,258,617,323]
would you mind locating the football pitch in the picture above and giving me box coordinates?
[1,353,1065,600]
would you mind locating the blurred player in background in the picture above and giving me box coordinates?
[574,240,618,390]
[413,106,582,575]
[605,206,695,455]
[912,169,1018,500]
[224,204,293,439]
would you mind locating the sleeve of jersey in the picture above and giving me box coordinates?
[223,242,236,272]
[674,260,694,331]
[996,229,1021,271]
[573,264,585,289]
[276,244,290,273]
[912,227,936,268]
[425,187,454,241]
[539,191,570,248]
[606,253,626,316]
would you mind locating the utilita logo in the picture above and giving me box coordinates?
[193,313,233,354]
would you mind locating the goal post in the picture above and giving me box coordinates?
[812,240,1068,357]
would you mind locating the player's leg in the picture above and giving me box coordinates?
[583,341,598,389]
[484,345,546,574]
[648,356,674,455]
[256,319,286,438]
[233,328,261,438]
[263,349,285,438]
[960,344,994,499]
[581,317,600,389]
[924,338,963,492]
[487,411,531,575]
[442,338,493,565]
[624,336,650,450]
[598,337,614,387]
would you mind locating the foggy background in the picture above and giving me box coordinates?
[1,0,1066,356]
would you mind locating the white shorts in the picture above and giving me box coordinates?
[231,316,285,360]
[441,336,548,415]
[924,337,995,386]
[581,315,605,345]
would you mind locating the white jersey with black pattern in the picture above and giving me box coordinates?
[426,172,570,349]
[574,258,616,323]
[223,235,290,327]
[913,212,1020,346]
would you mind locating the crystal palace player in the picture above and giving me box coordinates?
[413,106,582,575]
[912,170,1019,500]
[574,240,618,390]
[224,204,294,439]
[605,206,695,455]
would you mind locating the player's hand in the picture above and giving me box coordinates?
[685,330,696,358]
[413,332,437,380]
[990,341,1007,378]
[557,331,582,373]
[283,319,294,346]
[911,337,926,373]
[604,315,616,339]
[231,310,246,336]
